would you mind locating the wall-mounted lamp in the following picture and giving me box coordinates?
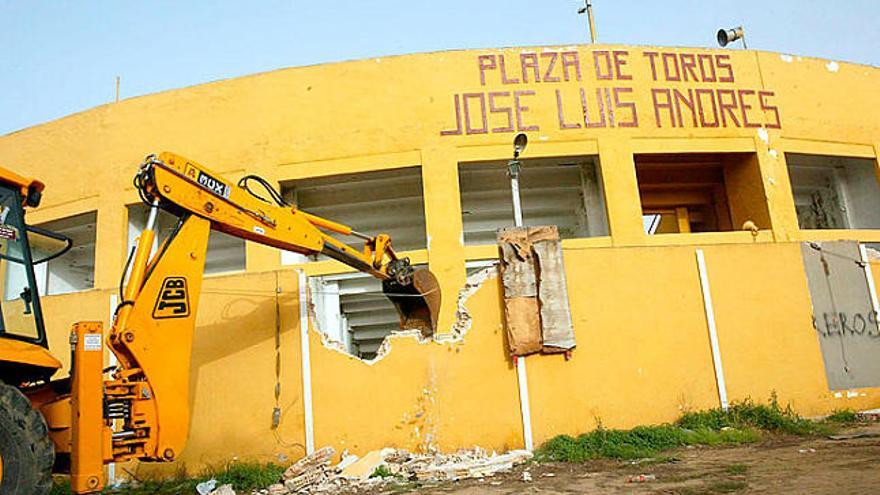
[508,133,528,227]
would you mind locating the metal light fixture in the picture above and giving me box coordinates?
[717,26,747,49]
[508,133,528,227]
[577,0,598,43]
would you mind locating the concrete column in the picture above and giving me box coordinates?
[753,134,800,242]
[597,137,644,246]
[93,201,127,291]
[419,146,467,336]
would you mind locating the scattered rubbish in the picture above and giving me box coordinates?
[256,446,532,494]
[797,448,816,453]
[541,472,556,477]
[828,432,879,440]
[490,481,503,486]
[196,479,217,495]
[210,484,235,495]
[857,409,880,422]
[627,474,656,483]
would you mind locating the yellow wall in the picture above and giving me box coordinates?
[1,44,879,473]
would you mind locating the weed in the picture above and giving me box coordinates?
[536,395,826,463]
[51,461,285,494]
[371,464,395,478]
[709,480,748,492]
[725,463,748,475]
[825,409,858,424]
[678,396,817,435]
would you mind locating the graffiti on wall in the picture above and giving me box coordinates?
[801,241,880,390]
[813,311,880,339]
[440,49,781,136]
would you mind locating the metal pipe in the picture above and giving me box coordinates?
[586,0,597,43]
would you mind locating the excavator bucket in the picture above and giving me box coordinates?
[383,268,441,338]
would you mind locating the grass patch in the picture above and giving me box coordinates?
[370,464,395,478]
[825,409,859,424]
[535,423,760,462]
[677,396,818,435]
[536,396,831,463]
[725,463,748,475]
[709,480,748,492]
[51,462,284,495]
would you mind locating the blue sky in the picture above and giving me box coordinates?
[1,1,877,135]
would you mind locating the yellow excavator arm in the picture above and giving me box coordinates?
[67,153,440,493]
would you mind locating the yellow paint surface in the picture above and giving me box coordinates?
[0,44,879,473]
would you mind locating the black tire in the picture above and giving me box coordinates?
[0,381,55,495]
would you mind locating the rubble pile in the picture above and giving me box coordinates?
[232,446,532,495]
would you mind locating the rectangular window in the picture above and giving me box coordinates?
[309,271,412,360]
[280,167,427,265]
[786,154,880,230]
[458,156,608,245]
[127,204,246,274]
[34,212,97,295]
[636,153,770,234]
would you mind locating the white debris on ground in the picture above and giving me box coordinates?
[238,446,532,495]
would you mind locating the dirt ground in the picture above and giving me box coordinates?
[396,424,880,495]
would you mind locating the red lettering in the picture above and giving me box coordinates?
[614,87,638,127]
[644,52,660,80]
[717,89,740,127]
[478,55,496,86]
[759,90,781,129]
[499,55,520,84]
[556,89,581,129]
[542,52,560,82]
[673,89,697,127]
[514,90,539,131]
[561,51,582,81]
[463,93,488,134]
[715,54,734,82]
[604,88,616,127]
[520,53,540,83]
[697,54,716,82]
[695,89,719,127]
[652,89,674,127]
[662,53,681,81]
[440,94,463,135]
[580,88,606,128]
[680,54,699,82]
[737,89,760,128]
[593,51,613,80]
[612,50,632,80]
[488,92,514,132]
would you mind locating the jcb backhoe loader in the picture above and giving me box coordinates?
[0,153,441,494]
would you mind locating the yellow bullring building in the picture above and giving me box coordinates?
[1,44,879,473]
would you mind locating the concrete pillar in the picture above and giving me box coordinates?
[597,137,644,246]
[420,146,467,336]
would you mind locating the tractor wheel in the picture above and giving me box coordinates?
[0,381,54,495]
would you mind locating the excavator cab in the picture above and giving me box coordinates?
[0,173,71,384]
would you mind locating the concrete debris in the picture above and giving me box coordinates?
[267,484,287,495]
[521,470,532,482]
[255,447,532,494]
[339,448,394,478]
[282,446,336,492]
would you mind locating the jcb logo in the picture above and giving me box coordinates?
[152,277,190,319]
